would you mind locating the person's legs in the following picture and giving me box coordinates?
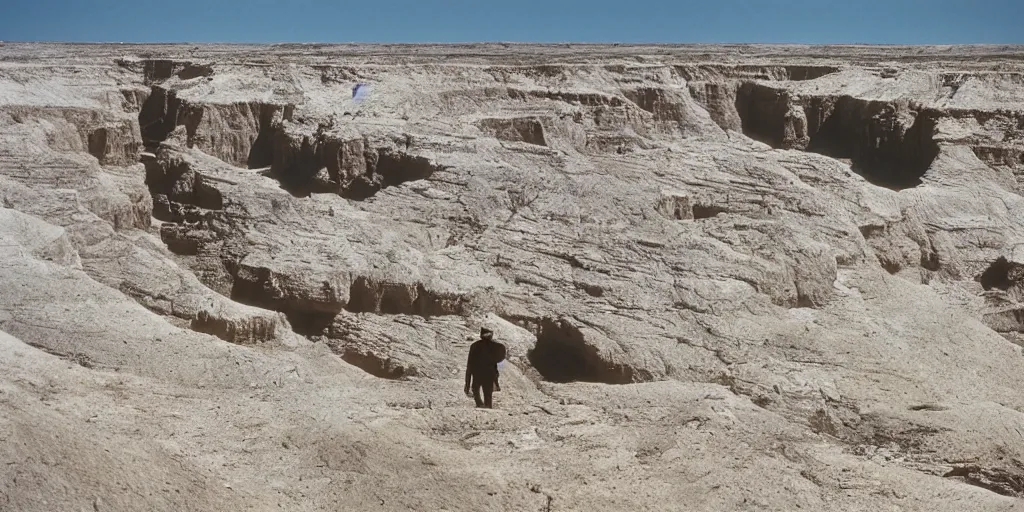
[472,382,484,407]
[482,380,494,408]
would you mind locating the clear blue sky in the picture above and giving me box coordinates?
[0,0,1020,44]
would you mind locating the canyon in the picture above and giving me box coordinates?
[2,43,1024,510]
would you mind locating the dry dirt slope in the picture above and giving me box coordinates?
[2,43,1024,511]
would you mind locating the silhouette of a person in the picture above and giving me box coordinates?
[464,327,506,408]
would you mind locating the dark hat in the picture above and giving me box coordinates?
[480,327,493,337]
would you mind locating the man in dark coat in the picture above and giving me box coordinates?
[464,327,507,408]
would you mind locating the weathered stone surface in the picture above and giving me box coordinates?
[4,43,1024,511]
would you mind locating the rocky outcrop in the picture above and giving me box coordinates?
[269,123,443,199]
[977,251,1024,333]
[230,258,349,320]
[139,86,292,167]
[184,101,291,168]
[86,121,143,166]
[476,117,547,146]
[509,87,626,107]
[687,81,743,131]
[0,110,149,230]
[347,276,468,317]
[683,64,841,133]
[121,278,289,344]
[857,212,943,277]
[143,146,225,216]
[137,134,461,338]
[936,110,1024,185]
[623,86,725,137]
[973,144,1024,172]
[2,106,142,166]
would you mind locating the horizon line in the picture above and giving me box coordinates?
[4,41,1024,47]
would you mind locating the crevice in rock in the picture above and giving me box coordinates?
[152,197,214,226]
[227,271,344,335]
[920,240,942,272]
[15,339,95,369]
[880,259,902,275]
[735,82,808,149]
[782,66,843,81]
[804,98,940,190]
[979,257,1016,291]
[159,224,218,256]
[269,126,337,196]
[907,403,949,411]
[283,310,338,337]
[139,87,183,147]
[345,276,465,317]
[347,277,418,315]
[141,59,178,84]
[338,347,415,379]
[87,127,108,162]
[246,106,281,169]
[524,317,642,384]
[575,282,604,297]
[348,149,439,200]
[584,133,651,154]
[943,466,1024,497]
[176,63,214,81]
[121,59,214,84]
[692,203,727,220]
[733,83,941,190]
[859,225,903,274]
[858,220,945,276]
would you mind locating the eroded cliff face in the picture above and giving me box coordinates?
[3,44,1024,511]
